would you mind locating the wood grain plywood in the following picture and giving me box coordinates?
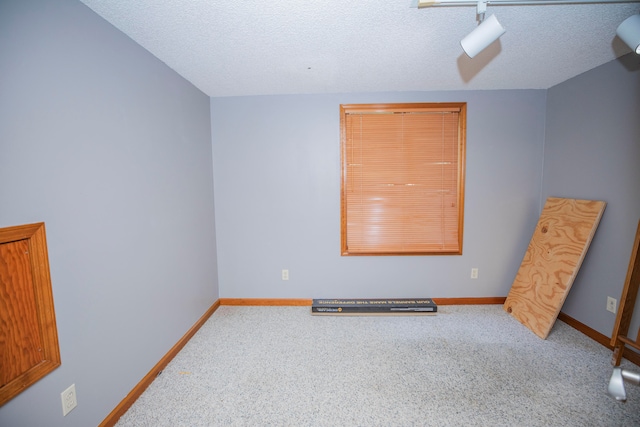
[504,197,606,339]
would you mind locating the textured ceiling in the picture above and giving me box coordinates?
[78,0,640,97]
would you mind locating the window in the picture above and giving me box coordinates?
[340,103,466,255]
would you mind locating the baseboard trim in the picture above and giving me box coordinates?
[99,300,221,427]
[433,297,506,305]
[220,298,313,306]
[219,297,508,306]
[558,311,640,366]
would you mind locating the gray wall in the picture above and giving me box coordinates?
[2,0,634,425]
[543,54,640,337]
[211,91,547,300]
[0,1,218,426]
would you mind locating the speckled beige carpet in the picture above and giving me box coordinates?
[115,305,640,426]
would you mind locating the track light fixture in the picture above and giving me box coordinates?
[458,1,505,58]
[417,0,640,58]
[608,367,640,401]
[617,14,640,54]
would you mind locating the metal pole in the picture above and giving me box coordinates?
[418,0,640,7]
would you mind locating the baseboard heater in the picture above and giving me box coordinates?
[311,298,437,316]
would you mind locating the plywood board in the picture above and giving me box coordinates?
[504,197,606,339]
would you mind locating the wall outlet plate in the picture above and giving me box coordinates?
[607,296,617,314]
[61,384,77,416]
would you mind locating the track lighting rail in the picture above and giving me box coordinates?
[418,0,640,7]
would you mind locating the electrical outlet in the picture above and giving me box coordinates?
[61,384,77,416]
[471,268,478,279]
[607,296,617,314]
[282,269,289,281]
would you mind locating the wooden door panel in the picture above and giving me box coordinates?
[0,239,44,387]
[0,223,60,406]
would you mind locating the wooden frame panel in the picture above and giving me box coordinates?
[610,219,640,365]
[0,222,60,406]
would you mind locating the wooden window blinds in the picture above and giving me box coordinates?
[340,103,466,255]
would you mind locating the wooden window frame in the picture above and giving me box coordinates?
[340,103,467,256]
[0,222,61,406]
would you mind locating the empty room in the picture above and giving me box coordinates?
[1,0,640,426]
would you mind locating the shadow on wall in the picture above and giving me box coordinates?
[457,40,503,83]
[615,50,640,72]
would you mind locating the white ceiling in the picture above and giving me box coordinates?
[78,0,640,97]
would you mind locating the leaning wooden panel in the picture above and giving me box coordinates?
[504,198,606,339]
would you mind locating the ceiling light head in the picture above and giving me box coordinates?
[460,14,506,58]
[617,14,640,54]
